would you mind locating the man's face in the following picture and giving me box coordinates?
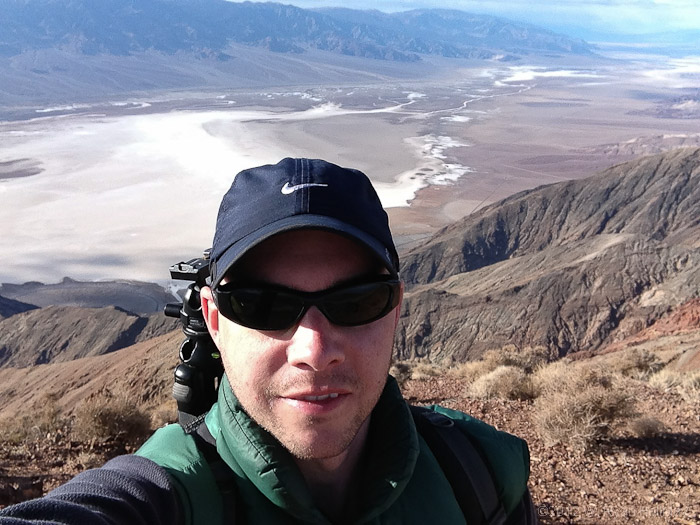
[202,230,402,460]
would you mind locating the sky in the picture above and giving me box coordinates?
[227,0,700,38]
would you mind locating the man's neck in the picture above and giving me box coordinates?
[295,418,370,522]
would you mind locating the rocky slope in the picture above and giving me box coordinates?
[0,330,181,419]
[397,148,700,361]
[0,278,179,368]
[0,306,177,368]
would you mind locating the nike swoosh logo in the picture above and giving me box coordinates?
[281,182,329,195]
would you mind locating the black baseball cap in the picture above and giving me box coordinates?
[209,158,399,288]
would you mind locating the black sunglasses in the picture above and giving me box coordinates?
[213,276,401,331]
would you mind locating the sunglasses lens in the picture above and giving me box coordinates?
[228,289,303,330]
[321,282,396,326]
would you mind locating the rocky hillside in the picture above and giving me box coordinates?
[0,331,182,418]
[0,306,177,368]
[397,148,700,362]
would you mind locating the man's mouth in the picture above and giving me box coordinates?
[301,393,340,402]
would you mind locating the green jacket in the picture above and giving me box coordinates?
[137,376,530,524]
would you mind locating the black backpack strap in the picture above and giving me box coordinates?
[184,415,238,524]
[410,405,509,525]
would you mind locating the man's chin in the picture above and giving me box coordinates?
[278,430,358,461]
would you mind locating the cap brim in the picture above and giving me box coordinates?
[211,215,398,288]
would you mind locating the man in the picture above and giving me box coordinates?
[0,158,536,524]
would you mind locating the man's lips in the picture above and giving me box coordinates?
[283,390,349,402]
[297,392,340,402]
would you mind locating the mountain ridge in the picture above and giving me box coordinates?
[0,306,178,368]
[0,0,595,106]
[396,148,700,361]
[1,0,593,60]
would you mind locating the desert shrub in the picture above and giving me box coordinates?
[0,417,28,445]
[0,394,66,444]
[649,368,700,402]
[390,360,444,386]
[481,347,515,370]
[468,365,535,400]
[410,361,444,380]
[679,371,700,401]
[448,345,551,386]
[610,348,663,379]
[505,346,551,373]
[532,360,611,398]
[448,359,499,384]
[390,361,414,388]
[649,367,683,389]
[72,390,152,448]
[628,416,666,438]
[533,362,635,452]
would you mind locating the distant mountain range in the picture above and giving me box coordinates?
[0,0,594,105]
[0,0,593,59]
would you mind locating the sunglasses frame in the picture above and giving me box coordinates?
[213,275,401,331]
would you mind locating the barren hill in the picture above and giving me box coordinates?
[397,148,700,361]
[0,306,177,368]
[0,331,181,418]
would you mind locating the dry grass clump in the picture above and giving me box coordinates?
[0,394,66,445]
[649,367,700,402]
[390,360,446,387]
[72,389,152,448]
[448,359,497,384]
[448,345,551,385]
[628,416,666,439]
[410,361,444,380]
[608,348,663,379]
[532,362,635,452]
[65,450,104,471]
[390,362,414,388]
[468,365,536,400]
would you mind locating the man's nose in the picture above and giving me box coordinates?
[286,307,345,371]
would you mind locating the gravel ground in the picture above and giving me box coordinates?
[402,376,700,525]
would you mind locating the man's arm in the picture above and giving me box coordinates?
[0,455,182,525]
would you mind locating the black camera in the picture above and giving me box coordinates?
[164,251,223,427]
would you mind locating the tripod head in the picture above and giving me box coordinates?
[164,251,223,427]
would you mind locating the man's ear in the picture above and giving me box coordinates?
[200,285,220,340]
